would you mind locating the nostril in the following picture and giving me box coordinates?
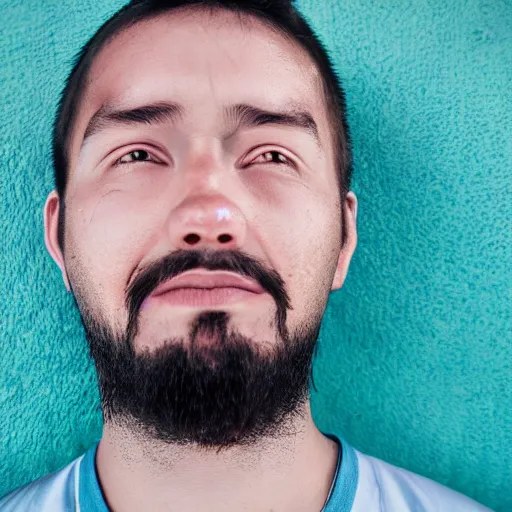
[183,233,233,244]
[184,233,200,245]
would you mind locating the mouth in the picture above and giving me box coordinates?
[143,270,266,309]
[148,286,262,307]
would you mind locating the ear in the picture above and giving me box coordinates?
[331,191,358,291]
[44,190,71,291]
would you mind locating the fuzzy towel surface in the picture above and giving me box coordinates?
[0,1,510,510]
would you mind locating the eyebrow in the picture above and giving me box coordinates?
[80,100,321,150]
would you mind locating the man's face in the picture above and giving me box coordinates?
[44,7,357,447]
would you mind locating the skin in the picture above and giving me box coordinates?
[44,7,357,512]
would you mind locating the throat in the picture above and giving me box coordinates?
[95,410,339,512]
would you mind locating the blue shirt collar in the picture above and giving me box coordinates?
[322,432,359,512]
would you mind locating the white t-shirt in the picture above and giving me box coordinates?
[0,434,493,511]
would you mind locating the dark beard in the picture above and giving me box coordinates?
[69,249,323,451]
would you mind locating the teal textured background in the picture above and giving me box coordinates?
[0,0,510,510]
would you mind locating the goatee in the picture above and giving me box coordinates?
[69,249,323,451]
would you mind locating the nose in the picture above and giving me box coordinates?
[167,193,247,251]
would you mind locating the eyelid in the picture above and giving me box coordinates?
[245,145,297,168]
[111,144,168,167]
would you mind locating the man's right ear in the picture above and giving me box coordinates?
[44,190,71,292]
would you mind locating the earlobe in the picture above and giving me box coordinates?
[43,190,70,292]
[331,191,358,291]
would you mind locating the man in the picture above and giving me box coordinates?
[0,0,491,510]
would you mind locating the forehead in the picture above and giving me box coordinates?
[69,7,331,168]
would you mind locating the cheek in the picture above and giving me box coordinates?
[73,179,157,244]
[268,194,340,321]
[67,187,155,317]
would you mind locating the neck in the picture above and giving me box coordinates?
[96,401,339,512]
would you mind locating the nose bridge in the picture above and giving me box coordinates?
[167,137,247,250]
[186,135,222,175]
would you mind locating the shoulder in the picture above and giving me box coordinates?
[0,455,84,512]
[352,448,493,512]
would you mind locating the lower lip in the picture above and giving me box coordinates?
[145,287,263,308]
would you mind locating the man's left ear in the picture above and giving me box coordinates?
[331,191,358,291]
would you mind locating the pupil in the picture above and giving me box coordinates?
[133,150,147,160]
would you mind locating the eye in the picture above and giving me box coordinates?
[114,149,160,166]
[249,150,295,169]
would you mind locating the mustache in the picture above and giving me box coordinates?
[124,248,292,340]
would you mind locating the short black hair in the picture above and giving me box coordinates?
[54,0,353,252]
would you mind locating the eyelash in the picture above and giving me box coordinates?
[113,148,295,169]
[113,149,160,167]
[250,150,294,169]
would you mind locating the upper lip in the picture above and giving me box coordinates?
[151,270,265,297]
